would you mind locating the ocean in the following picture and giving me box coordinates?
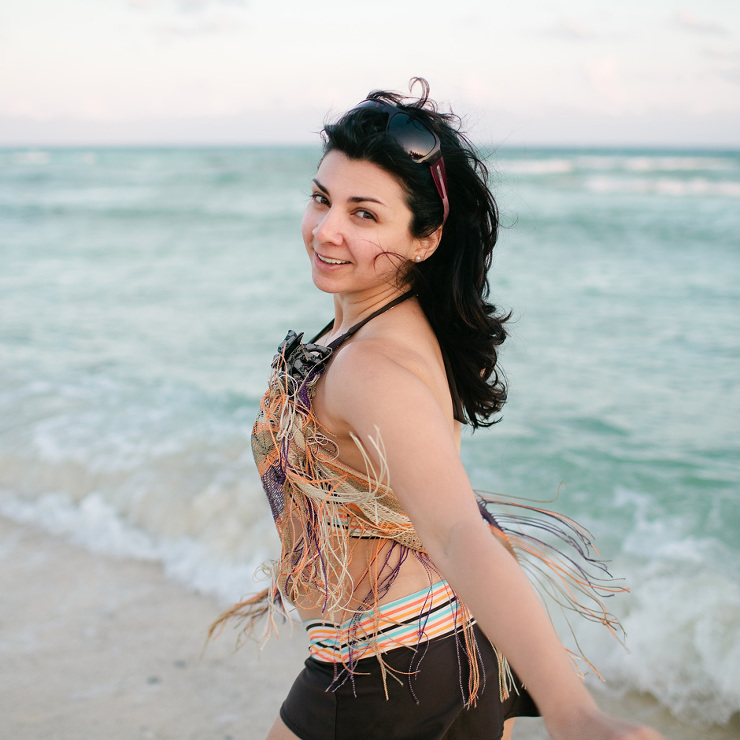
[1,145,738,731]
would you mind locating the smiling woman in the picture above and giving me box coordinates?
[210,79,666,740]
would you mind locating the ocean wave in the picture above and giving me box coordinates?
[8,150,51,166]
[585,176,740,197]
[580,559,740,726]
[497,154,737,178]
[566,486,740,726]
[620,156,737,173]
[0,489,276,605]
[0,373,274,569]
[498,159,574,175]
[0,438,272,557]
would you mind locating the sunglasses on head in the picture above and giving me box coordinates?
[351,98,449,224]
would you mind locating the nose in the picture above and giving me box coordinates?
[313,207,343,245]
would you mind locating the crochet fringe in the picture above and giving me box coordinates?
[212,333,627,705]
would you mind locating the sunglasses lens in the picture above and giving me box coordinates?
[386,114,438,162]
[353,100,438,162]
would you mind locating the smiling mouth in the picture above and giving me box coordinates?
[316,254,350,265]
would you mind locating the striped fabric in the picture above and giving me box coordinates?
[304,580,466,663]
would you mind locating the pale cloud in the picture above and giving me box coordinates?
[1,98,47,120]
[718,69,740,84]
[547,18,596,41]
[543,10,621,42]
[127,0,249,12]
[701,47,740,62]
[584,55,629,109]
[675,11,728,35]
[458,76,490,104]
[131,0,251,37]
[699,46,740,86]
[152,12,248,37]
[175,0,248,11]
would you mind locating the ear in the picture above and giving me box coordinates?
[411,225,443,263]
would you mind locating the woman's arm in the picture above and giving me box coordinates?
[325,344,664,740]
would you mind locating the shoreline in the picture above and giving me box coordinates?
[0,515,303,740]
[1,515,737,739]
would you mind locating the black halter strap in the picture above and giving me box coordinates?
[309,291,415,350]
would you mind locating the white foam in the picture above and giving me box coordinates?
[0,489,276,605]
[499,154,737,177]
[580,561,740,726]
[622,156,736,173]
[585,175,740,198]
[612,487,736,571]
[499,159,574,175]
[11,150,50,166]
[560,486,740,724]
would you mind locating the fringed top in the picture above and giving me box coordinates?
[219,293,626,705]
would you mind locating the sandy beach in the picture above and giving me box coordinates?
[2,514,737,740]
[0,515,303,740]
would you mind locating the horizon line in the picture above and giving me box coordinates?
[2,141,740,152]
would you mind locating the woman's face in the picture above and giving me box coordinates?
[302,150,423,297]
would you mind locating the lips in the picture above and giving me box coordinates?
[316,253,350,266]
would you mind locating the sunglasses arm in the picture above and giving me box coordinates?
[430,157,450,225]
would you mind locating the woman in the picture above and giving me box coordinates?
[214,80,664,740]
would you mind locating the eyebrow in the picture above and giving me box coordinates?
[312,178,387,206]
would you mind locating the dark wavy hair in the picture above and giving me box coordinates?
[322,78,509,429]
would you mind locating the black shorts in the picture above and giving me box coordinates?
[279,624,539,740]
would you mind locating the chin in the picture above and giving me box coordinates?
[310,269,344,295]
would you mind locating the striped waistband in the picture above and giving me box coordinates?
[303,580,468,664]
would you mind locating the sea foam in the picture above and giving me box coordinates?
[585,176,740,197]
[0,489,276,606]
[583,561,740,726]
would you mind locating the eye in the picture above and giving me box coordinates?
[310,191,329,207]
[355,208,377,222]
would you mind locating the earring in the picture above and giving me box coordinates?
[414,256,422,262]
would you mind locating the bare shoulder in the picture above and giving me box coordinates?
[321,322,450,431]
[325,337,427,406]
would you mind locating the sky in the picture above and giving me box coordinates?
[1,0,739,147]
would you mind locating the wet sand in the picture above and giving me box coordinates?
[0,516,302,739]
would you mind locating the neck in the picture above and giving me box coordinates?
[330,286,411,336]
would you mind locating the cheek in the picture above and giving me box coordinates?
[301,208,316,247]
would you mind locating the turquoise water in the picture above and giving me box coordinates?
[1,145,738,727]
